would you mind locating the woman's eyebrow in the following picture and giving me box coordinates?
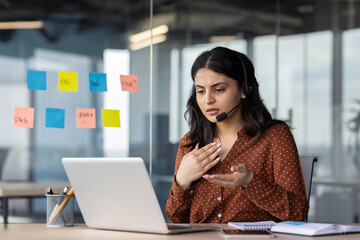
[211,82,228,87]
[195,82,228,88]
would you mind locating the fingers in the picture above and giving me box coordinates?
[198,142,221,160]
[189,142,221,163]
[202,156,220,172]
[200,147,221,167]
[203,174,235,187]
[203,174,233,182]
[189,142,216,155]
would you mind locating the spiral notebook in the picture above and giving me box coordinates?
[228,221,276,230]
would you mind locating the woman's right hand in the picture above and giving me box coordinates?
[175,142,222,190]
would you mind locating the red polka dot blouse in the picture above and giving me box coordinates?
[166,124,309,223]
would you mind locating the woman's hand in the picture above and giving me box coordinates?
[176,142,222,190]
[202,164,254,188]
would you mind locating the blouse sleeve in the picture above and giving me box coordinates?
[165,135,194,223]
[242,124,309,221]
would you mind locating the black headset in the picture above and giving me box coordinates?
[215,52,253,122]
[236,52,253,98]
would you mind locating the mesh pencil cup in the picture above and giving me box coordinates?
[46,193,74,227]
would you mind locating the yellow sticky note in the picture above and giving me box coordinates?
[13,107,34,128]
[58,71,78,92]
[102,109,121,128]
[76,108,96,128]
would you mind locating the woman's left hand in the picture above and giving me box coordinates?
[202,164,254,188]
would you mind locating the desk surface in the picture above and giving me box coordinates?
[1,224,360,240]
[0,181,69,197]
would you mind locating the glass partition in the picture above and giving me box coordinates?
[1,0,360,224]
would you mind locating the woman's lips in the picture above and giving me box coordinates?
[206,108,219,116]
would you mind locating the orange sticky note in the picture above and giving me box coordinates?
[13,107,35,128]
[120,75,139,92]
[76,108,96,128]
[58,71,78,92]
[102,109,121,128]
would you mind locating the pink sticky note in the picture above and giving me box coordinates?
[120,75,139,92]
[13,107,34,128]
[76,108,96,128]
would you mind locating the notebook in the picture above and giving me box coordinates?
[62,157,218,234]
[229,221,276,230]
[270,222,360,236]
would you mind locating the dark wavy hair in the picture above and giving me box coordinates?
[184,46,286,149]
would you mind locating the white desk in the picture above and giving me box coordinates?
[1,224,360,240]
[0,181,69,224]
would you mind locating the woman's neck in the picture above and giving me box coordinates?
[216,110,243,138]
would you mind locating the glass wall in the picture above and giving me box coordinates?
[1,0,360,223]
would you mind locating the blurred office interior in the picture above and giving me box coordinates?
[0,0,360,223]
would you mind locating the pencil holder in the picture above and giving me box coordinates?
[46,194,74,227]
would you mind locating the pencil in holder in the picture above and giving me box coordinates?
[46,193,74,227]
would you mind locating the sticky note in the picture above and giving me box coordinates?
[89,72,107,92]
[58,71,78,92]
[120,75,139,92]
[27,70,47,90]
[46,108,65,128]
[76,108,96,128]
[102,109,121,128]
[13,107,35,128]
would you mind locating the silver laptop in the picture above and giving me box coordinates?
[62,157,218,234]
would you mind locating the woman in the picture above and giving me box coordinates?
[166,47,309,223]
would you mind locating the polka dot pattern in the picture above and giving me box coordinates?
[165,124,309,223]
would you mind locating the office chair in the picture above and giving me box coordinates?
[299,156,318,221]
[299,156,318,202]
[0,148,9,213]
[0,148,9,180]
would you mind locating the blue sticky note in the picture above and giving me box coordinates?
[27,70,47,90]
[46,108,65,128]
[89,72,107,92]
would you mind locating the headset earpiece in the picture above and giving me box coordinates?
[237,53,252,97]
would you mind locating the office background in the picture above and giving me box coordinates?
[0,0,359,223]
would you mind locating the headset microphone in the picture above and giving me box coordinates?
[216,104,240,122]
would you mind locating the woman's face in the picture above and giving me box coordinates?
[194,68,243,123]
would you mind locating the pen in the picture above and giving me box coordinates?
[48,188,74,225]
[48,186,69,222]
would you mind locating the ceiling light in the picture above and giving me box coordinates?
[130,25,169,43]
[0,21,44,30]
[209,35,237,43]
[130,35,167,51]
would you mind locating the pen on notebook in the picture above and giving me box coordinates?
[48,186,69,221]
[48,188,74,225]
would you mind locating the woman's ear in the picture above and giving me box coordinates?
[241,90,246,99]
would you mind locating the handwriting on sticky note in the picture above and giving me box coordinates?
[58,72,78,92]
[89,72,107,92]
[13,107,35,128]
[120,75,139,92]
[102,109,121,127]
[76,108,96,128]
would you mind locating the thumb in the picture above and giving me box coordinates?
[231,164,247,173]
